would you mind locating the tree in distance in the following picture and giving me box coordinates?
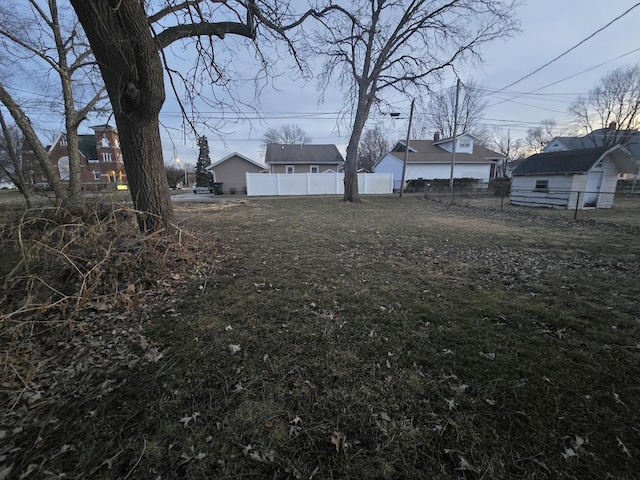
[311,0,520,202]
[263,124,312,146]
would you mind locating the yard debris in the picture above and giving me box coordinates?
[330,431,348,453]
[616,437,632,458]
[228,344,241,355]
[179,412,200,427]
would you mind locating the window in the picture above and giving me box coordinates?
[102,152,113,162]
[534,179,549,192]
[101,135,110,147]
[59,136,67,146]
[93,170,101,181]
[58,156,70,180]
[286,165,294,174]
[310,165,319,174]
[595,158,604,168]
[459,140,470,148]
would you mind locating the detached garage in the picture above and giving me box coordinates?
[510,145,636,209]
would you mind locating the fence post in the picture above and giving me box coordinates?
[574,191,580,219]
[501,191,505,210]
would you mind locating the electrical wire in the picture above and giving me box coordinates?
[493,2,640,94]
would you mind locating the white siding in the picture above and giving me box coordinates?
[373,154,404,189]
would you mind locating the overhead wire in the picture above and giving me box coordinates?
[490,1,640,102]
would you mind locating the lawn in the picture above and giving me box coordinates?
[1,196,639,479]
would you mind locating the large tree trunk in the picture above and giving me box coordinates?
[343,93,373,202]
[343,140,360,202]
[70,0,172,232]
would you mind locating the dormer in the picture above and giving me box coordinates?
[433,132,476,154]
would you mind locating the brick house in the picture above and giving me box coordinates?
[46,124,127,190]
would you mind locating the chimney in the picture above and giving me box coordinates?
[608,121,617,131]
[433,132,440,142]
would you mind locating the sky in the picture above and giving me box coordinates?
[160,0,640,168]
[6,0,640,169]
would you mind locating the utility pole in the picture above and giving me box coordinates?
[399,99,415,198]
[449,78,461,192]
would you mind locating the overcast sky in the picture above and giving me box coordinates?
[160,0,640,167]
[8,0,640,168]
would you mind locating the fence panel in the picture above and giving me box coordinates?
[246,172,393,196]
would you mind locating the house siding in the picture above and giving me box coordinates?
[210,155,265,193]
[510,157,620,209]
[270,163,339,174]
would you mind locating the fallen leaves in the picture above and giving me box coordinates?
[330,431,348,453]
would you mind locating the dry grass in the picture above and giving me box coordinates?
[1,196,639,479]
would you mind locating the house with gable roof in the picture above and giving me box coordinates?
[545,123,640,184]
[205,152,267,194]
[264,143,344,174]
[372,132,505,190]
[510,144,636,209]
[46,124,127,189]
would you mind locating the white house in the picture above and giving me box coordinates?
[510,145,636,209]
[372,133,505,190]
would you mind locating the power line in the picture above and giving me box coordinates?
[494,2,640,94]
[485,46,640,108]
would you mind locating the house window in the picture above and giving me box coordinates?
[58,156,70,180]
[102,152,112,162]
[101,135,110,147]
[310,165,319,174]
[93,170,101,181]
[534,179,549,192]
[459,140,470,148]
[286,165,294,174]
[595,158,604,168]
[59,136,67,146]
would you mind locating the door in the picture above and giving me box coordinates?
[583,171,603,208]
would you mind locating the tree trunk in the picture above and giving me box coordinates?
[0,83,65,203]
[343,140,360,202]
[70,0,172,232]
[343,93,373,202]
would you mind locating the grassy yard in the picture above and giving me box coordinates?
[2,196,639,479]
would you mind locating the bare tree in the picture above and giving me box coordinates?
[0,110,34,207]
[524,119,558,154]
[0,0,107,206]
[423,79,488,138]
[263,124,312,146]
[312,0,520,202]
[484,127,524,177]
[68,0,340,232]
[570,64,640,145]
[0,83,65,201]
[358,125,390,171]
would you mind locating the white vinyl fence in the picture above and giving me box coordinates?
[246,172,393,196]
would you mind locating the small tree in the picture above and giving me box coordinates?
[525,119,559,154]
[263,124,312,146]
[570,64,640,144]
[424,79,488,138]
[195,135,212,187]
[485,127,524,177]
[164,165,183,189]
[0,110,33,207]
[358,126,391,171]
